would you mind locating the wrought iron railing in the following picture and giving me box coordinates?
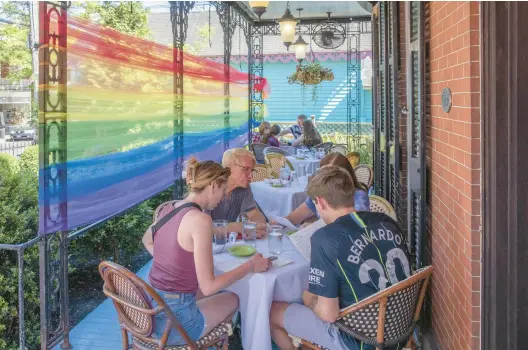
[0,79,32,92]
[0,237,43,350]
[0,182,176,350]
[0,139,37,157]
[272,121,373,137]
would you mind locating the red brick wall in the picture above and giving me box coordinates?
[426,2,481,349]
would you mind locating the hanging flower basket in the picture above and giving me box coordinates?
[287,62,334,86]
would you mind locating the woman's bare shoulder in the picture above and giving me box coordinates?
[182,209,212,226]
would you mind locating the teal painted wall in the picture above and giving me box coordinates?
[235,59,372,124]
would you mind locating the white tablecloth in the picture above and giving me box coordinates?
[214,236,309,350]
[280,145,299,156]
[250,181,308,217]
[286,156,321,177]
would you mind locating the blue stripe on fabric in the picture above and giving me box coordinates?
[38,122,250,205]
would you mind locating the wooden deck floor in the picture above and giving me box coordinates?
[54,260,153,350]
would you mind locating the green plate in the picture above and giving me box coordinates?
[286,230,297,236]
[271,183,284,188]
[228,245,256,257]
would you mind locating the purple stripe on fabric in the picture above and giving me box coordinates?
[39,135,248,234]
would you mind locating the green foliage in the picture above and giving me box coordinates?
[321,132,374,166]
[70,201,152,265]
[77,1,151,39]
[288,62,335,104]
[0,154,20,177]
[19,145,39,176]
[0,140,175,348]
[0,1,32,81]
[0,154,40,349]
[184,24,216,55]
[0,2,30,25]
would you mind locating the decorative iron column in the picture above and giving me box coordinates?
[346,20,361,152]
[249,25,264,144]
[38,1,70,349]
[216,3,237,150]
[170,1,194,199]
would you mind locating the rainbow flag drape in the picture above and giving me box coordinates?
[39,16,268,234]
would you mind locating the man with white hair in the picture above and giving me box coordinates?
[208,148,267,236]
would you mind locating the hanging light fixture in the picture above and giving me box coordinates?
[278,1,297,50]
[291,8,308,61]
[292,35,308,61]
[248,1,269,20]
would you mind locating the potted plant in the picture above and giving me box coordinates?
[287,62,334,103]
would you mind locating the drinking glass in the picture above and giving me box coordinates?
[268,225,283,255]
[213,220,228,253]
[280,167,290,182]
[317,148,325,159]
[290,171,298,186]
[299,164,306,178]
[242,221,258,247]
[296,149,303,158]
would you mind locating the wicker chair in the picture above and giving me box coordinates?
[290,266,433,350]
[263,146,292,157]
[312,142,334,153]
[153,200,180,221]
[369,195,398,221]
[265,153,294,178]
[354,164,374,189]
[346,152,361,168]
[251,143,268,164]
[251,164,272,182]
[327,144,348,155]
[300,215,319,226]
[99,261,232,350]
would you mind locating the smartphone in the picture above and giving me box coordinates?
[267,256,278,261]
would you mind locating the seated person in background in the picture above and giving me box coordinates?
[291,120,322,148]
[253,121,270,144]
[143,158,271,346]
[270,166,411,350]
[210,148,267,237]
[279,114,306,140]
[284,152,370,226]
[261,124,281,147]
[310,114,316,126]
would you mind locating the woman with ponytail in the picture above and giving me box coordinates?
[142,157,271,345]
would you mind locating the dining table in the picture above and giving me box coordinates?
[213,235,309,350]
[286,155,321,177]
[250,179,309,218]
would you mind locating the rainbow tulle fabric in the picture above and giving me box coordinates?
[39,16,268,234]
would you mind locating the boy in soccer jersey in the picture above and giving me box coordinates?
[270,166,411,350]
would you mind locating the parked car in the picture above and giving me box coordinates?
[9,127,36,141]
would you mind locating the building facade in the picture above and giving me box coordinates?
[373,2,528,349]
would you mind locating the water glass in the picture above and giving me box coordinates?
[268,225,283,255]
[299,164,306,177]
[280,167,290,182]
[212,220,228,254]
[317,148,325,159]
[296,149,303,158]
[242,221,257,247]
[290,171,298,185]
[213,220,228,245]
